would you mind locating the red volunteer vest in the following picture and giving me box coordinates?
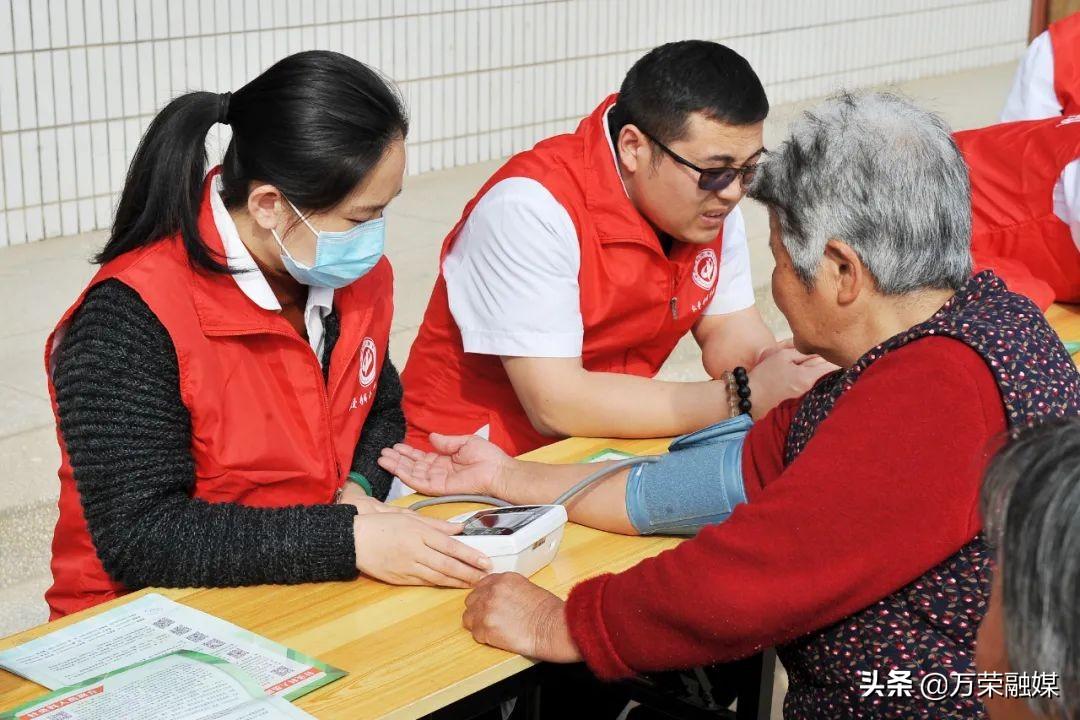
[401,95,726,456]
[954,115,1080,310]
[44,170,393,618]
[1050,13,1080,115]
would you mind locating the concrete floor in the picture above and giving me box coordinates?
[0,62,1017,713]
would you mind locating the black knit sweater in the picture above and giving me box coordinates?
[51,279,406,590]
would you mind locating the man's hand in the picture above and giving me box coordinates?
[462,573,582,663]
[378,432,513,498]
[747,346,837,417]
[754,337,796,364]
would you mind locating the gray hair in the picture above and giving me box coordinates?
[981,418,1080,720]
[748,91,972,293]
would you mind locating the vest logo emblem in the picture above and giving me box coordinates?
[359,337,378,387]
[692,248,718,290]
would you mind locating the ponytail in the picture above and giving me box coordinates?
[97,91,230,273]
[96,51,408,274]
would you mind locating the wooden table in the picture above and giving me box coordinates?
[0,436,680,719]
[1047,303,1080,362]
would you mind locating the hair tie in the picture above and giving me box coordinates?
[217,92,232,125]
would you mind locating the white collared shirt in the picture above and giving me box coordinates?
[208,175,335,364]
[1002,30,1061,122]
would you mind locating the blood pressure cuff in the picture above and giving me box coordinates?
[625,413,752,536]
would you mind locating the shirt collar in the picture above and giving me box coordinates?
[208,174,334,316]
[602,105,631,199]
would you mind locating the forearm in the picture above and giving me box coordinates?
[495,460,637,534]
[701,327,774,378]
[497,426,752,537]
[87,496,360,589]
[697,311,776,379]
[524,371,732,439]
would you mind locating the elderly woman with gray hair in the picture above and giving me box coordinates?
[381,92,1080,718]
[978,418,1080,720]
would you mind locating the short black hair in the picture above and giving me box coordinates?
[610,40,768,144]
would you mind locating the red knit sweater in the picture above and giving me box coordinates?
[564,336,1007,680]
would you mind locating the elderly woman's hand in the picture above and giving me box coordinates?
[378,432,514,499]
[748,346,837,417]
[463,573,583,662]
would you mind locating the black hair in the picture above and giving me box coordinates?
[97,50,409,273]
[609,40,768,145]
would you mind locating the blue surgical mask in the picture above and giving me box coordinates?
[271,197,385,289]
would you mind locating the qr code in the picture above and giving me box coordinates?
[227,648,248,659]
[152,618,174,629]
[170,625,191,635]
[187,632,208,643]
[272,665,292,677]
[203,638,225,649]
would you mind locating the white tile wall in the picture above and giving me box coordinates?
[0,0,1030,246]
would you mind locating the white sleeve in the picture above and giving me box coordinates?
[443,177,584,358]
[1001,31,1063,122]
[702,205,756,315]
[1054,158,1080,253]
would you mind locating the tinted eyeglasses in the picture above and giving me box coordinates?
[640,128,763,192]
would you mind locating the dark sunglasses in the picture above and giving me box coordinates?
[639,128,763,192]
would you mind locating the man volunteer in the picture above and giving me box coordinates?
[401,41,828,463]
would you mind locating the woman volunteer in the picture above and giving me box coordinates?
[43,51,491,619]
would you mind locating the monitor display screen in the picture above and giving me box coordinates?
[461,506,544,535]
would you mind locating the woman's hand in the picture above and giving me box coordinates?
[353,513,492,588]
[378,432,514,499]
[336,482,404,515]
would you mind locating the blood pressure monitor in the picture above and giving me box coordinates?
[410,455,662,578]
[450,505,568,576]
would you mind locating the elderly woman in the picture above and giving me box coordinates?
[381,92,1080,718]
[978,419,1080,720]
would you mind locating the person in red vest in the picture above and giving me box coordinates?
[954,114,1080,309]
[400,41,831,472]
[1002,11,1079,121]
[43,51,491,619]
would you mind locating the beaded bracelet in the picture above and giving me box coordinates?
[733,365,752,415]
[722,367,752,417]
[721,370,738,417]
